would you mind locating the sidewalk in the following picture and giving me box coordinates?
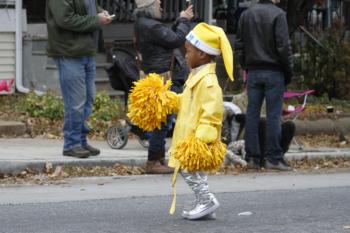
[1,138,350,174]
[0,138,148,174]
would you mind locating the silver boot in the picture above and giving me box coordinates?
[181,195,217,220]
[180,172,220,220]
[185,195,220,220]
[181,209,217,220]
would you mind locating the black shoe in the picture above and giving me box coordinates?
[246,158,261,169]
[83,144,100,156]
[265,159,293,171]
[63,147,90,158]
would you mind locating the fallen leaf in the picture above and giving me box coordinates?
[46,162,53,173]
[49,166,63,178]
[238,211,253,216]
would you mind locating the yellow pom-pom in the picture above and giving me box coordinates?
[127,73,178,131]
[172,134,226,172]
[165,90,179,114]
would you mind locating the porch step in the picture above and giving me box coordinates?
[0,120,26,137]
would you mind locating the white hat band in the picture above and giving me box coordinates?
[186,32,221,56]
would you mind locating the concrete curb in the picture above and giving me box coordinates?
[0,121,26,137]
[2,150,350,175]
[285,149,350,160]
[295,117,350,135]
[0,158,147,175]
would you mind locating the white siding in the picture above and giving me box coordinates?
[0,32,15,94]
[0,9,27,32]
[0,57,15,65]
[1,0,15,4]
[0,42,15,50]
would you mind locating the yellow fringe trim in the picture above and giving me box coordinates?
[127,73,178,131]
[169,163,180,215]
[172,134,227,172]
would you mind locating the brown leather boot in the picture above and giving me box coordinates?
[159,158,166,165]
[145,160,174,174]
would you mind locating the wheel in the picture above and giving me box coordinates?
[106,124,128,149]
[137,137,149,148]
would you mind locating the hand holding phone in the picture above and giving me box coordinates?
[108,14,116,20]
[98,12,112,24]
[181,3,194,20]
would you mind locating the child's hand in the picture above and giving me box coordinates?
[195,124,218,143]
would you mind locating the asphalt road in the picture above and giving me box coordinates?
[1,172,350,233]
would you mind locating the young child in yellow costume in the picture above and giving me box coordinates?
[168,22,234,220]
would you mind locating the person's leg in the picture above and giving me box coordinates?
[281,121,296,154]
[180,171,219,220]
[146,115,173,174]
[245,71,265,167]
[264,71,292,171]
[235,113,246,141]
[221,117,232,144]
[80,56,96,145]
[264,70,284,163]
[55,57,90,158]
[80,56,100,155]
[148,118,170,160]
[258,118,266,166]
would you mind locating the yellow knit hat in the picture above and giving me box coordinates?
[186,22,234,81]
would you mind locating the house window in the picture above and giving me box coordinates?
[24,0,46,23]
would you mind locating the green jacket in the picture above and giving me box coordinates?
[46,0,102,57]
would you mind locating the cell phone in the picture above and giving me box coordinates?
[186,0,192,7]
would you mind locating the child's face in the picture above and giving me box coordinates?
[185,41,213,69]
[185,41,202,69]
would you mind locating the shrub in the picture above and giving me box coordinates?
[16,91,122,138]
[293,22,350,100]
[88,92,122,137]
[91,91,121,122]
[19,92,64,120]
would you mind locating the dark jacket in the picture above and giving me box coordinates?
[134,13,191,86]
[46,0,102,57]
[236,0,294,84]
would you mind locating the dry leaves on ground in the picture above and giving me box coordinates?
[297,134,350,148]
[0,163,145,186]
[222,156,350,175]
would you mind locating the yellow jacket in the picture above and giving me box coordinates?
[169,63,224,168]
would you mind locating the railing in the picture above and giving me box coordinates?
[304,0,343,31]
[98,0,206,22]
[343,0,350,29]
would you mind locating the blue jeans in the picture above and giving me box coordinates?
[54,56,96,151]
[148,114,174,155]
[244,70,285,163]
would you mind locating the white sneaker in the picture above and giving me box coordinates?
[181,211,216,220]
[185,196,220,220]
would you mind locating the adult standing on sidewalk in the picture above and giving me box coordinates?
[134,0,193,174]
[236,0,294,170]
[46,0,112,158]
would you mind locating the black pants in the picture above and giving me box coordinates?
[258,118,296,162]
